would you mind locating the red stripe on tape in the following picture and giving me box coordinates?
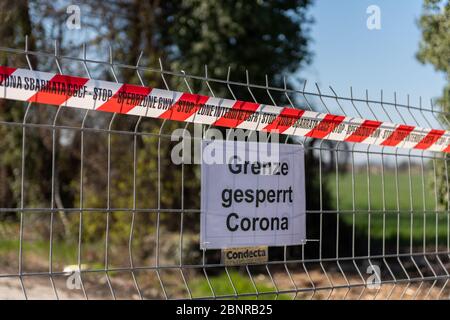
[159,93,209,121]
[212,101,260,128]
[305,114,345,139]
[414,129,446,150]
[97,84,152,114]
[380,124,415,147]
[263,107,305,133]
[345,120,382,143]
[27,74,89,105]
[0,66,17,85]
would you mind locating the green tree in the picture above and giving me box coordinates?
[417,0,450,208]
[1,1,339,260]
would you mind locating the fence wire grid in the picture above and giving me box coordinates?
[0,40,450,300]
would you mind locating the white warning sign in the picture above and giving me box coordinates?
[200,140,306,249]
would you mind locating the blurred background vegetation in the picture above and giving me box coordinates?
[0,0,329,263]
[0,1,448,294]
[417,0,450,209]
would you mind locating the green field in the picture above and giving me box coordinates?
[326,171,449,242]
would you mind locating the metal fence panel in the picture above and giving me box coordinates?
[0,40,449,300]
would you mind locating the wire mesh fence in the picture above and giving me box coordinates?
[0,39,449,300]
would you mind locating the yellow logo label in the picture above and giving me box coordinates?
[221,246,268,266]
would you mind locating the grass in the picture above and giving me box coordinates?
[0,238,104,270]
[326,171,449,241]
[189,270,291,300]
[327,171,436,211]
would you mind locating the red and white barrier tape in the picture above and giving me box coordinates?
[1,66,449,153]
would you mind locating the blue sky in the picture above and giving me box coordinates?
[301,0,447,105]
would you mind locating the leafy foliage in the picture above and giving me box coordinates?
[417,0,450,208]
[0,1,323,254]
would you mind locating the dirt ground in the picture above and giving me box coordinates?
[1,267,448,300]
[1,243,449,300]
